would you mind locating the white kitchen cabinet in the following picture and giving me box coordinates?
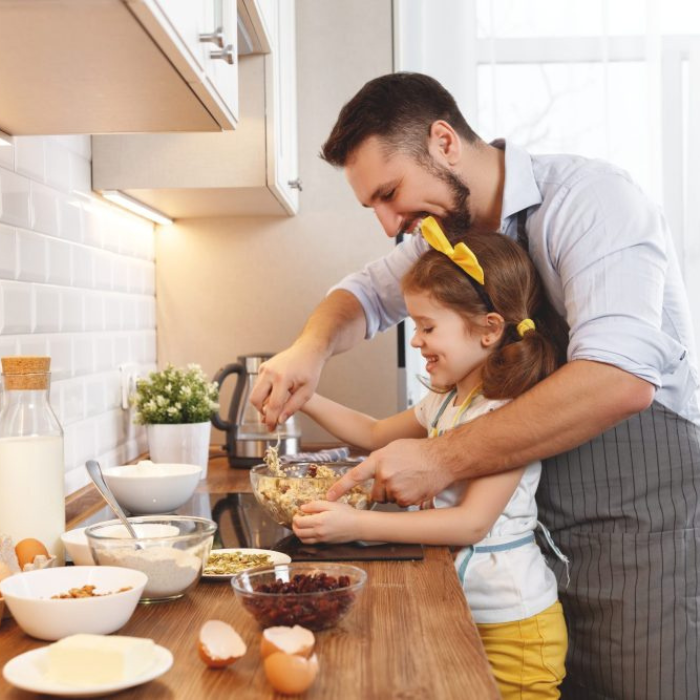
[92,0,299,217]
[0,0,240,135]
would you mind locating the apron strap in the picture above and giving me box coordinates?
[456,532,537,585]
[537,520,570,587]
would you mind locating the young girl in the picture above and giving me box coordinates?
[292,217,569,699]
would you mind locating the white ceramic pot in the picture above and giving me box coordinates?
[146,421,211,479]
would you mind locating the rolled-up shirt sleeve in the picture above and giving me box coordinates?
[329,234,428,339]
[549,171,684,388]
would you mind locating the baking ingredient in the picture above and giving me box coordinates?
[15,537,49,569]
[0,561,13,582]
[204,551,272,576]
[0,435,65,560]
[244,572,357,630]
[96,546,202,598]
[46,634,156,686]
[256,464,372,528]
[264,651,319,695]
[198,620,247,668]
[50,584,132,599]
[260,625,315,659]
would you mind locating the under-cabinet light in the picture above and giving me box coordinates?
[0,129,13,147]
[101,190,173,226]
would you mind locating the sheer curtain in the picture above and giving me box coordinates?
[393,0,700,407]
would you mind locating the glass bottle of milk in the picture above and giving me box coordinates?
[0,356,65,563]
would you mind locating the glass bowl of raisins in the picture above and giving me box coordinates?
[230,563,367,630]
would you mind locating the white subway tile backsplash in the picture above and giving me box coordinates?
[0,167,30,229]
[84,374,107,418]
[84,292,105,332]
[47,237,72,286]
[17,230,47,282]
[0,281,32,334]
[104,294,123,331]
[73,335,93,375]
[34,286,62,333]
[72,244,93,289]
[44,138,72,193]
[93,250,114,291]
[57,196,83,243]
[94,335,114,373]
[15,137,45,182]
[29,182,59,236]
[61,288,84,331]
[0,224,16,279]
[47,335,72,380]
[0,335,17,357]
[1,134,156,495]
[17,334,47,359]
[56,378,85,426]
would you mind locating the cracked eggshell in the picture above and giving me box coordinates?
[198,620,247,668]
[264,651,319,695]
[260,625,315,659]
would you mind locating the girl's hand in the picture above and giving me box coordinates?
[292,501,360,544]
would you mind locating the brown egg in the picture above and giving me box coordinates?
[264,651,319,695]
[15,538,49,569]
[260,625,315,659]
[198,620,247,668]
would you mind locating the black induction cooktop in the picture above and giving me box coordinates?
[210,493,424,562]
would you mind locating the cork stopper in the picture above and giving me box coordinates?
[1,356,51,390]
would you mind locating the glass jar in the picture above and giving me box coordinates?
[0,356,65,562]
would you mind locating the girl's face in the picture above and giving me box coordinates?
[405,289,492,397]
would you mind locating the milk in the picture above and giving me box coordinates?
[0,434,65,562]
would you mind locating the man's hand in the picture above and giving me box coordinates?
[249,343,325,430]
[327,438,452,507]
[292,501,359,544]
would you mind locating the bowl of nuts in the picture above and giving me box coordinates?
[230,563,367,631]
[250,462,374,529]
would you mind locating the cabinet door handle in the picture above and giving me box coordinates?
[210,45,235,64]
[199,28,225,48]
[288,178,303,191]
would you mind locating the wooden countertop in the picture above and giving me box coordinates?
[0,451,499,699]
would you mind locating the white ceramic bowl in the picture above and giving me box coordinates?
[0,566,147,640]
[102,461,202,514]
[61,523,182,566]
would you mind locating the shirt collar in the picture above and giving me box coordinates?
[491,139,542,227]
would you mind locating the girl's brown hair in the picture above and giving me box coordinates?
[401,231,569,400]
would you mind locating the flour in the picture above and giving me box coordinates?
[97,546,202,599]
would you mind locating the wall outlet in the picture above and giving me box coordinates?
[119,362,140,410]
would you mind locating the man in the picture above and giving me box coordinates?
[250,73,700,699]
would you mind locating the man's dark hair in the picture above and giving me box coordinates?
[321,72,480,167]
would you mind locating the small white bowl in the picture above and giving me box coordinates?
[102,461,202,514]
[0,565,147,640]
[62,523,181,566]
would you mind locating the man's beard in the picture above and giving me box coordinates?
[419,157,473,241]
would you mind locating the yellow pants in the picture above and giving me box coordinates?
[477,601,567,700]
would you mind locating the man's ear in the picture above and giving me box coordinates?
[481,313,506,347]
[428,120,462,166]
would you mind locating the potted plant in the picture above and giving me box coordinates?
[132,363,219,479]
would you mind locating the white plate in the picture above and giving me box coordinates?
[202,548,291,580]
[2,644,173,698]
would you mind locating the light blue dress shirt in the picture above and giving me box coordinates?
[332,140,700,424]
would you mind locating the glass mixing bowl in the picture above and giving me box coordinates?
[249,462,373,529]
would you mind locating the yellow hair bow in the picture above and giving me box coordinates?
[517,318,536,337]
[420,216,486,285]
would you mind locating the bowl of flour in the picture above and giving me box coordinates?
[85,516,217,602]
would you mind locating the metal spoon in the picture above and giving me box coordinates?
[85,459,140,541]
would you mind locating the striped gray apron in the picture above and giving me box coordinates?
[512,206,700,699]
[537,402,700,700]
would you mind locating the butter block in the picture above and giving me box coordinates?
[47,634,155,686]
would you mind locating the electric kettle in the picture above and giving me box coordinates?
[212,354,301,468]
